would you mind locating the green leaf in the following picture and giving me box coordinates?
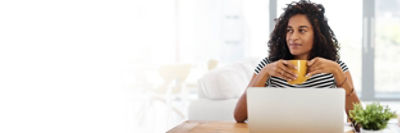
[349,102,397,130]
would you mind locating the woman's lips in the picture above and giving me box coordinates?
[289,43,302,49]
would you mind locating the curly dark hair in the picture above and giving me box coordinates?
[268,0,339,62]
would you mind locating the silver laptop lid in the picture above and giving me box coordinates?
[247,87,345,133]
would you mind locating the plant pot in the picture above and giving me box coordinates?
[360,128,384,133]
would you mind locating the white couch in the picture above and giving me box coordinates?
[188,57,260,121]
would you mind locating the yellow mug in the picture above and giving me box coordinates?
[287,60,308,85]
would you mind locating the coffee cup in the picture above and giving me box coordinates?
[287,60,308,85]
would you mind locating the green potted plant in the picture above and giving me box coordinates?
[349,102,397,133]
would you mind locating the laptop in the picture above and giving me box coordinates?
[246,87,345,133]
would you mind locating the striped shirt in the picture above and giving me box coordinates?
[254,57,349,88]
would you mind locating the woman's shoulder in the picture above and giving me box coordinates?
[262,57,271,64]
[335,59,349,72]
[254,57,273,74]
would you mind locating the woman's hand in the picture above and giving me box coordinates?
[264,59,297,81]
[306,57,341,77]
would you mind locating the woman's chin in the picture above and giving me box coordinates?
[289,52,301,56]
[289,52,306,58]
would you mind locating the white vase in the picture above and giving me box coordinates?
[360,128,383,133]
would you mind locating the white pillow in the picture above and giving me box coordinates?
[198,58,259,99]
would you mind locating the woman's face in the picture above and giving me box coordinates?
[286,14,314,60]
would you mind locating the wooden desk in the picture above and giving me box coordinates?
[167,120,355,133]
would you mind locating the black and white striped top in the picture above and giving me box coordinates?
[254,57,349,88]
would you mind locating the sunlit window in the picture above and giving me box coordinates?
[375,0,400,93]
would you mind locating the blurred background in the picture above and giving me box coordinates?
[0,0,399,133]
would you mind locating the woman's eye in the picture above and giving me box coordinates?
[299,29,306,33]
[287,29,293,33]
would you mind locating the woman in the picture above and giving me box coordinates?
[234,0,361,124]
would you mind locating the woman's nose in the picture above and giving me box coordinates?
[289,32,300,41]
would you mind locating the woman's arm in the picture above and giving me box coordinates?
[307,57,361,121]
[332,69,361,120]
[233,71,269,123]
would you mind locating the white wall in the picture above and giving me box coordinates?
[0,0,145,132]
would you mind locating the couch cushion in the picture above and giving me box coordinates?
[197,58,259,99]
